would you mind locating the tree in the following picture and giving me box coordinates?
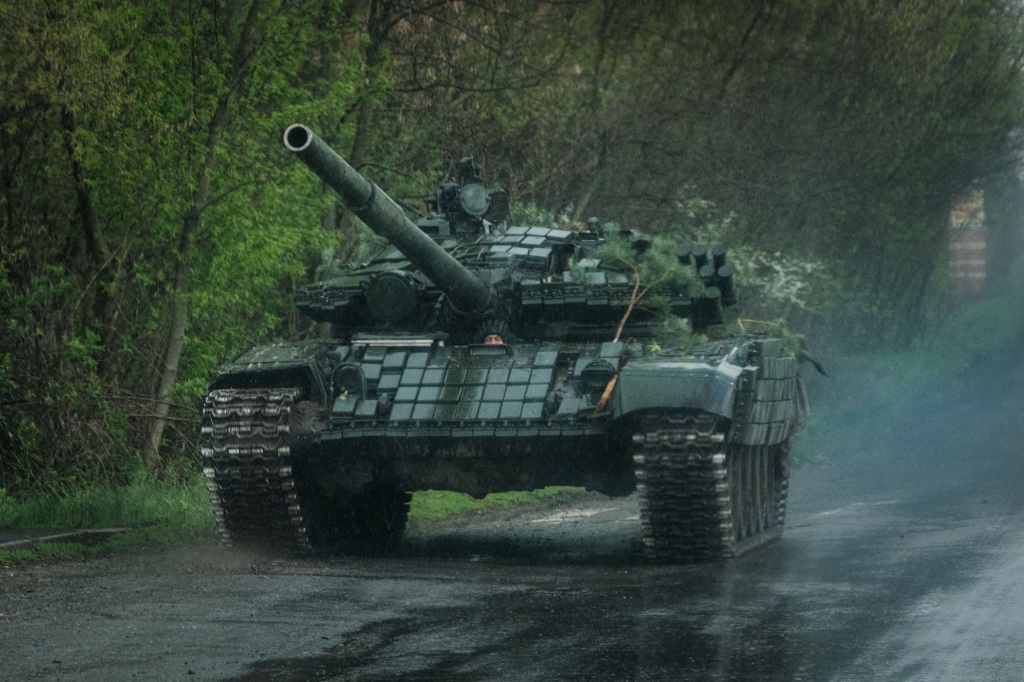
[2,0,1023,493]
[0,0,341,486]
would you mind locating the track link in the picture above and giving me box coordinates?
[201,388,311,554]
[634,413,790,562]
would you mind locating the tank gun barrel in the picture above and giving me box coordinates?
[283,124,492,317]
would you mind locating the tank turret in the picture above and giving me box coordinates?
[283,124,493,318]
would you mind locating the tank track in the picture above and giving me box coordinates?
[634,412,790,562]
[201,388,312,554]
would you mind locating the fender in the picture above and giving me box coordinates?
[209,340,337,407]
[611,355,747,420]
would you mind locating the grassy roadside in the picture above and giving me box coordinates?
[0,477,584,565]
[0,474,218,564]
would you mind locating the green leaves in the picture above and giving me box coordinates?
[2,0,1024,494]
[0,0,351,489]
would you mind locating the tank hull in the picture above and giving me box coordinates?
[203,335,803,561]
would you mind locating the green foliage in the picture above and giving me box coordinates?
[0,265,140,492]
[588,233,699,295]
[34,541,90,559]
[925,253,1024,371]
[0,0,350,490]
[664,202,845,324]
[1,0,1023,493]
[0,548,36,564]
[0,473,215,534]
[0,474,216,564]
[508,203,565,228]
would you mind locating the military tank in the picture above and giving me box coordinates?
[201,124,809,562]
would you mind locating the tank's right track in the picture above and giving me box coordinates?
[634,412,790,562]
[201,388,312,554]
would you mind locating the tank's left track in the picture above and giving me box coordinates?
[201,388,312,554]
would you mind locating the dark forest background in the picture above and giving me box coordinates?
[3,0,1024,496]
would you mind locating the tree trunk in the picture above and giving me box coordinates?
[142,0,264,470]
[348,0,390,169]
[144,269,188,472]
[332,0,391,263]
[983,170,1024,292]
[61,106,117,360]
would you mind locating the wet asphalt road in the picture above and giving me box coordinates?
[3,371,1024,681]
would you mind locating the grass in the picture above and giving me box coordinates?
[409,487,583,520]
[0,474,217,565]
[0,475,584,565]
[0,474,216,534]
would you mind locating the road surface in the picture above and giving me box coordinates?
[2,366,1023,681]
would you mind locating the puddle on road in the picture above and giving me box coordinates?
[812,501,900,518]
[527,506,620,525]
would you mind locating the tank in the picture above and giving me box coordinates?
[201,124,809,562]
